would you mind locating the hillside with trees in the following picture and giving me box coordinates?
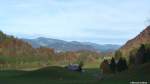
[100,25,150,77]
[120,26,150,57]
[0,30,102,69]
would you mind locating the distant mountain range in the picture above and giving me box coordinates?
[120,25,150,56]
[23,37,121,53]
[0,30,102,65]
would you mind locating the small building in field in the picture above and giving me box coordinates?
[67,64,82,72]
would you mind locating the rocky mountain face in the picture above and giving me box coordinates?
[120,25,150,56]
[23,37,121,53]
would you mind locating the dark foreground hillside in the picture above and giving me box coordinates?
[0,63,150,84]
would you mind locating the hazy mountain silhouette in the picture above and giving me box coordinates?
[23,37,121,53]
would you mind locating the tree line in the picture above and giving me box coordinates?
[100,50,128,74]
[100,43,150,74]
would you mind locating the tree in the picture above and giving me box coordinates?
[115,50,122,60]
[129,44,150,66]
[129,55,135,65]
[78,61,84,72]
[122,58,128,70]
[0,31,7,42]
[116,57,128,72]
[109,57,116,73]
[129,49,137,65]
[135,44,146,64]
[145,44,150,62]
[100,59,111,74]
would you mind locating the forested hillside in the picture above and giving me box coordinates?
[0,31,102,69]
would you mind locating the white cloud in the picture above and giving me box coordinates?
[0,0,150,44]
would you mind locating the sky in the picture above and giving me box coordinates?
[0,0,150,45]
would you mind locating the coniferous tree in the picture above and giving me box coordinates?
[115,50,122,60]
[135,44,146,64]
[0,31,7,42]
[116,57,128,72]
[129,49,137,65]
[110,57,116,73]
[122,58,128,70]
[129,44,150,66]
[145,44,150,62]
[129,55,135,65]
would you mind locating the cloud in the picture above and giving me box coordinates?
[0,0,150,44]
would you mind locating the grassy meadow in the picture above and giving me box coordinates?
[0,63,150,84]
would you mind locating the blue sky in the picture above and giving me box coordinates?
[0,0,150,44]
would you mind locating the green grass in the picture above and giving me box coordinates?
[0,66,100,84]
[100,63,150,84]
[0,63,150,84]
